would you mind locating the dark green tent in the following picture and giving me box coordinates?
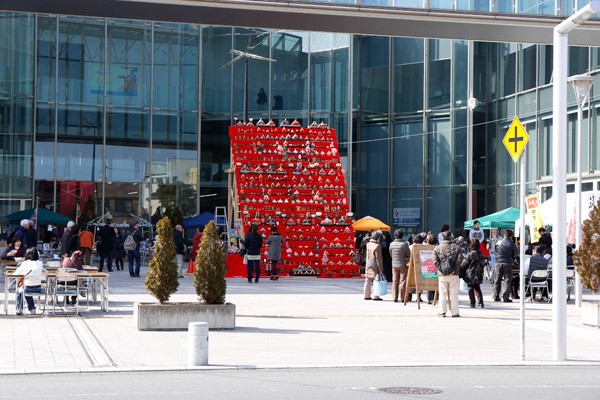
[4,208,74,226]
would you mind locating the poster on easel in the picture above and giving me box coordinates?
[404,244,439,309]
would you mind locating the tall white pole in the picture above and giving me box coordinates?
[575,104,583,307]
[552,0,600,362]
[520,153,526,361]
[552,28,568,362]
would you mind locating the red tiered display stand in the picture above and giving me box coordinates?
[229,122,360,278]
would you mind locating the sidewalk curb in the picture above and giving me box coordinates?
[2,361,600,376]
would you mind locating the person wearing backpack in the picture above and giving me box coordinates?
[432,230,464,317]
[125,221,144,277]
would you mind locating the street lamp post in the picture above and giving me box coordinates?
[568,74,594,308]
[553,1,600,361]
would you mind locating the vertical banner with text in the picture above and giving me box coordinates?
[526,194,543,243]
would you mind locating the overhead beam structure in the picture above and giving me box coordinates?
[2,0,600,46]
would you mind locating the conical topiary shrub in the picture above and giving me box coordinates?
[193,221,227,304]
[145,216,180,303]
[573,199,600,294]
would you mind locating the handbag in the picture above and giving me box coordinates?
[372,273,388,297]
[17,270,31,288]
[459,278,469,294]
[239,246,247,258]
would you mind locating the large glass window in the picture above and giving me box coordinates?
[427,118,451,186]
[428,40,451,110]
[393,120,423,187]
[360,36,389,116]
[426,187,450,232]
[359,123,389,188]
[392,37,424,114]
[105,20,152,220]
[202,26,233,116]
[272,31,308,119]
[499,43,516,97]
[0,12,35,216]
[518,43,537,92]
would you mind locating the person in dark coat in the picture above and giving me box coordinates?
[126,221,144,277]
[538,228,552,250]
[381,231,393,282]
[240,224,263,283]
[112,227,126,271]
[492,229,517,302]
[25,221,38,250]
[59,221,75,258]
[461,239,486,308]
[97,219,115,272]
[1,236,26,260]
[65,224,81,257]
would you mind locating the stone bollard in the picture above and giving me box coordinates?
[188,322,209,366]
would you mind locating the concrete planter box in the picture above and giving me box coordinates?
[581,302,600,327]
[134,302,235,331]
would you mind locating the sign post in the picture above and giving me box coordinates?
[502,116,529,361]
[405,245,438,309]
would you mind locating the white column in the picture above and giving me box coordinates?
[552,29,568,362]
[575,104,583,307]
[520,154,526,361]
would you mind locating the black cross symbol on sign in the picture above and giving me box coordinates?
[508,126,523,153]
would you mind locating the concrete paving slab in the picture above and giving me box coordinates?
[2,265,600,374]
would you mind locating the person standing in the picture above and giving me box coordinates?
[381,231,393,282]
[241,224,263,283]
[187,225,204,274]
[50,223,59,249]
[492,229,517,302]
[113,227,126,271]
[217,226,229,270]
[538,228,552,251]
[469,220,485,243]
[437,225,450,246]
[364,230,384,301]
[59,221,75,258]
[256,88,268,110]
[13,219,30,248]
[487,229,500,281]
[432,230,464,317]
[389,229,410,303]
[265,226,284,281]
[173,224,185,278]
[126,221,144,277]
[78,226,94,266]
[65,224,81,257]
[98,219,115,272]
[461,239,486,308]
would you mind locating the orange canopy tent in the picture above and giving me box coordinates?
[352,216,391,232]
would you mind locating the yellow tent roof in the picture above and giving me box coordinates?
[352,216,390,232]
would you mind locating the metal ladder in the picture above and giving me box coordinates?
[214,206,228,236]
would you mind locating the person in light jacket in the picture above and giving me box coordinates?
[364,230,384,301]
[432,230,464,317]
[265,226,284,281]
[389,229,410,303]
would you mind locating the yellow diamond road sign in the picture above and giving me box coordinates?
[502,116,530,163]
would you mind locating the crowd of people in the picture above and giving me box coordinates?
[356,220,561,317]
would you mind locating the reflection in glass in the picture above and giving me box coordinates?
[428,39,451,109]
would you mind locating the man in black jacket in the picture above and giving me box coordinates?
[538,228,552,251]
[173,224,185,278]
[98,218,115,272]
[492,229,517,302]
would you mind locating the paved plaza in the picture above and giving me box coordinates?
[1,265,600,374]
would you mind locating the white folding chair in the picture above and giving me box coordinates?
[20,275,47,316]
[52,273,80,316]
[526,270,551,302]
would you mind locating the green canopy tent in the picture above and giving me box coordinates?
[4,208,74,226]
[463,207,521,230]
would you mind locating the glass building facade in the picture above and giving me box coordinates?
[0,10,599,235]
